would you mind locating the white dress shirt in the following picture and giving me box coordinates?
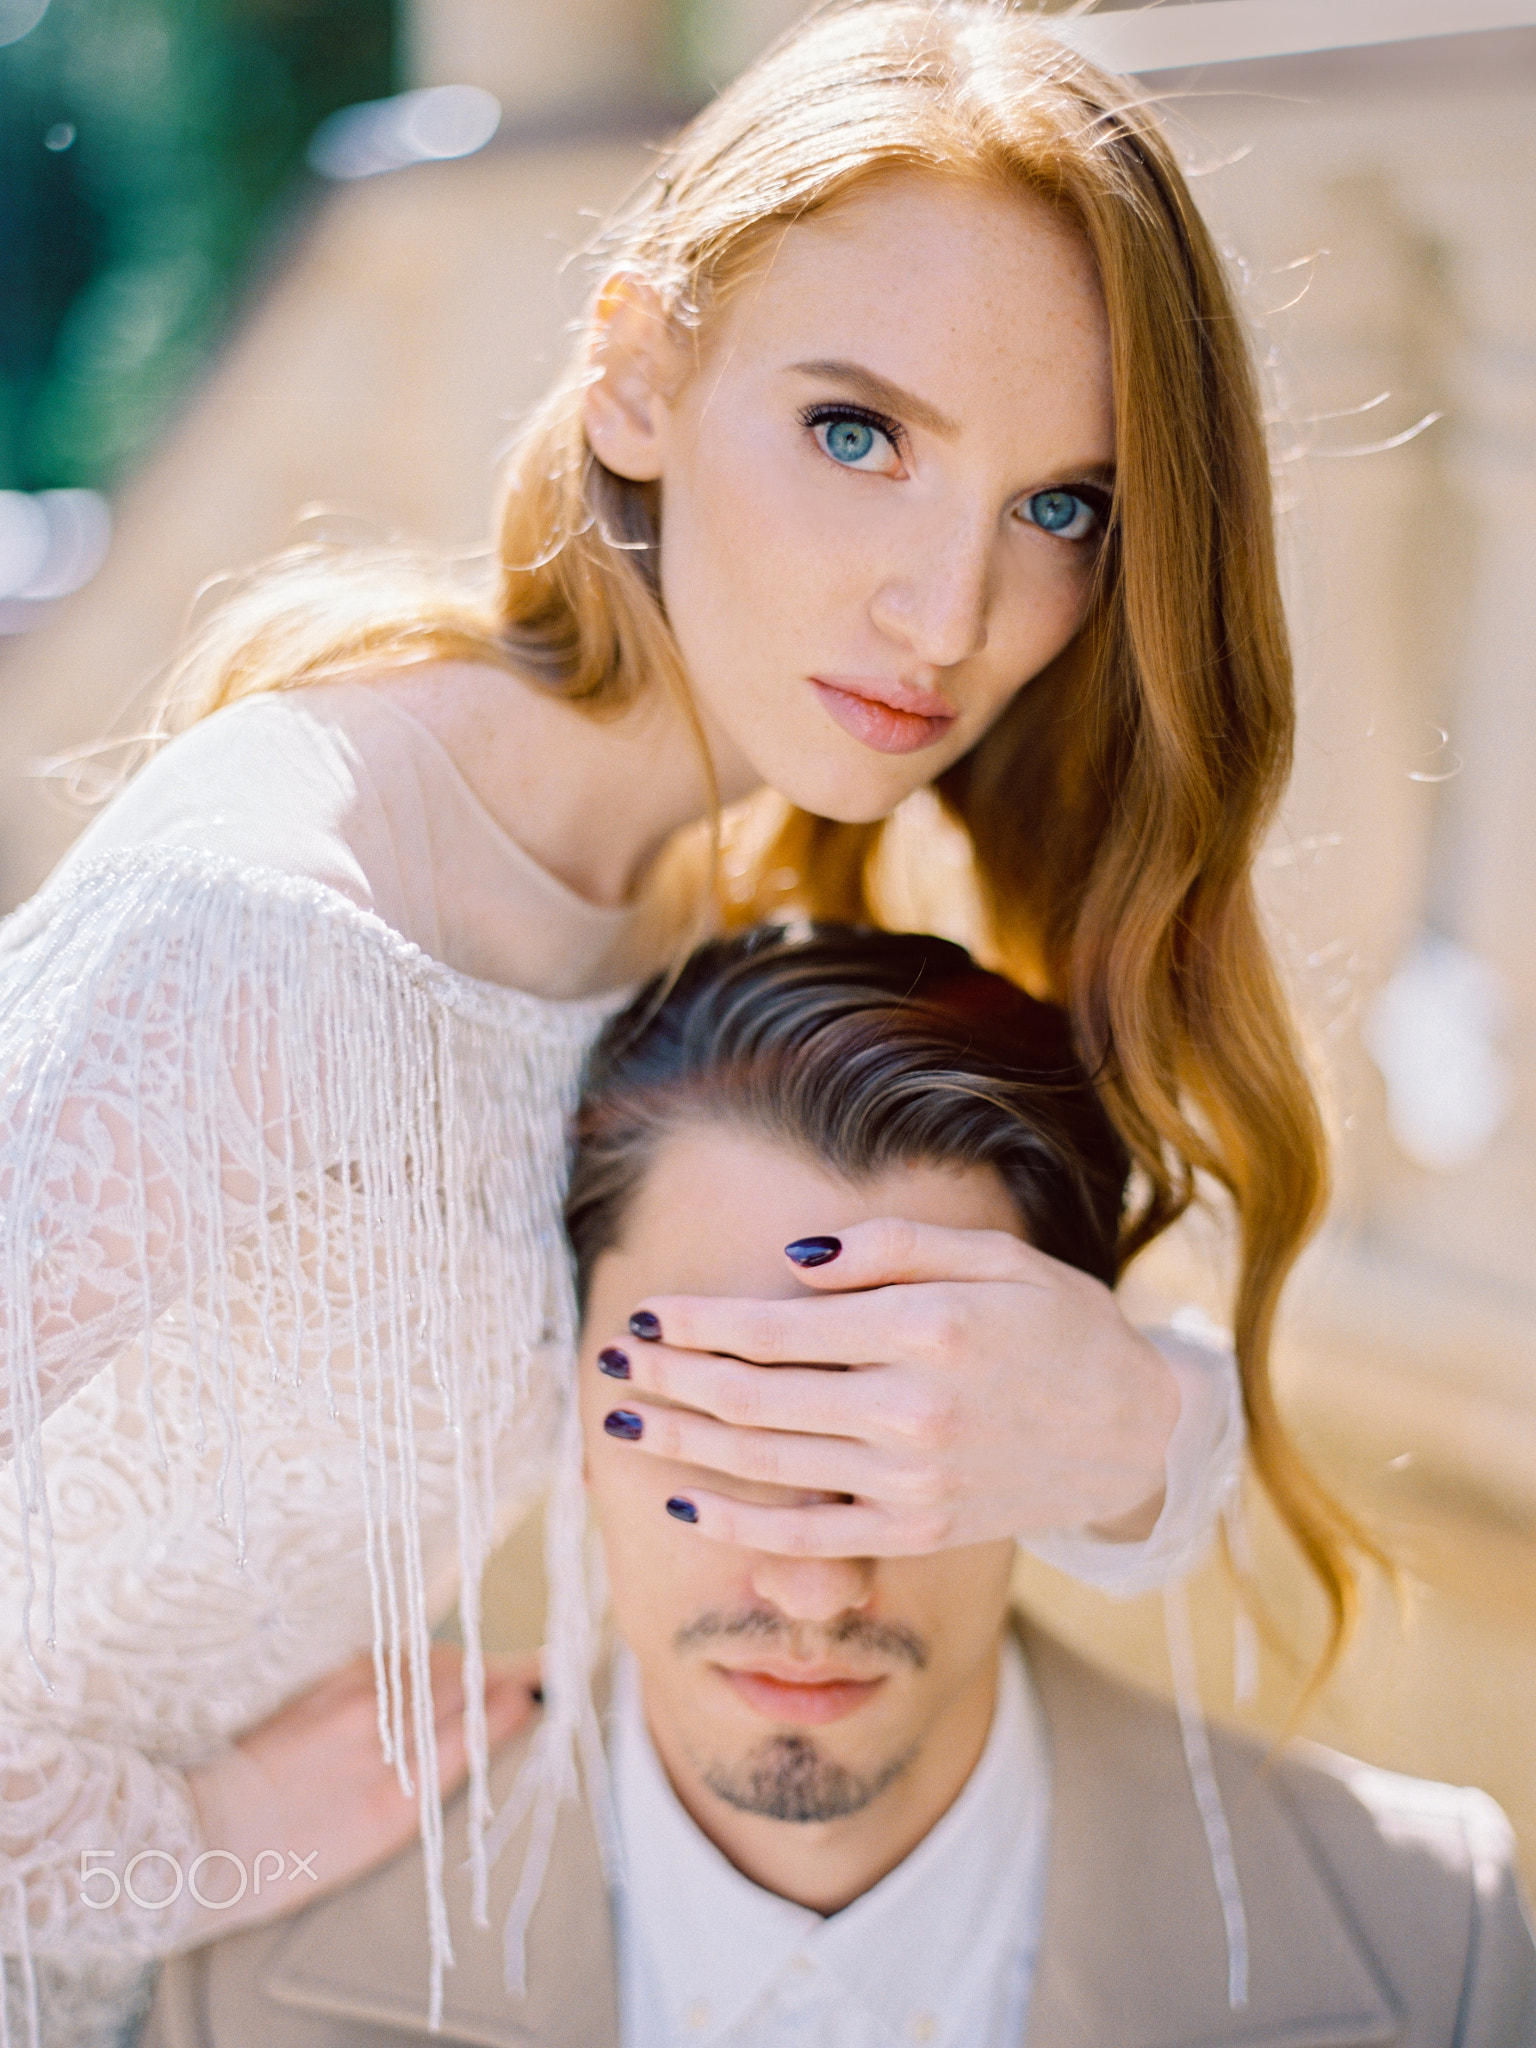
[609,1636,1051,2048]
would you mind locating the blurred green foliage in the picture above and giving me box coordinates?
[0,0,393,493]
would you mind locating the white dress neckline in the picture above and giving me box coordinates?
[44,676,685,1005]
[14,836,627,1028]
[358,685,645,934]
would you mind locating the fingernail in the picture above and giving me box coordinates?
[597,1347,631,1379]
[666,1496,699,1524]
[785,1235,842,1268]
[629,1310,662,1341]
[604,1408,644,1441]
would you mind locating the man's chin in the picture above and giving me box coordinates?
[702,1731,914,1825]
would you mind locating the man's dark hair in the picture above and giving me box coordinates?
[565,925,1129,1303]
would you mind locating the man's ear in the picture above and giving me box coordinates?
[583,275,691,484]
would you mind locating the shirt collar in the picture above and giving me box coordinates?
[811,1636,1048,2044]
[608,1634,1051,2048]
[609,1647,819,2043]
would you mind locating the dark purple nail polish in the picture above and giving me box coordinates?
[604,1408,643,1441]
[785,1235,842,1268]
[597,1347,631,1379]
[666,1496,699,1524]
[629,1310,662,1341]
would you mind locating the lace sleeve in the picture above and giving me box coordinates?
[0,858,293,1983]
[0,857,276,1482]
[0,1716,208,1966]
[0,844,603,2029]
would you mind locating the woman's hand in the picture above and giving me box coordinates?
[606,1219,1180,1555]
[183,1646,540,1938]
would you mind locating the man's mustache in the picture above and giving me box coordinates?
[672,1608,929,1672]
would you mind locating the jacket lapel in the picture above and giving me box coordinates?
[250,1620,1401,2048]
[1018,1620,1398,2048]
[258,1716,619,2048]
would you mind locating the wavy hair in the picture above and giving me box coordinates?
[154,0,1381,1672]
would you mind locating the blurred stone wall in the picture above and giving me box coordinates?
[0,127,652,898]
[1158,27,1536,1537]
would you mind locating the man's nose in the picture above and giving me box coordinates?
[747,1552,875,1625]
[869,514,991,668]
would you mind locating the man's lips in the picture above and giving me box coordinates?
[810,677,958,756]
[714,1663,889,1726]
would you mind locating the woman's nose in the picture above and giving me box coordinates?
[747,1552,875,1625]
[869,518,991,668]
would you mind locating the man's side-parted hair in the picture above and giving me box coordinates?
[565,924,1130,1307]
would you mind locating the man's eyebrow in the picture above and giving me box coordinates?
[788,358,960,439]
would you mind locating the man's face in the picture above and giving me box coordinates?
[578,1123,1019,1858]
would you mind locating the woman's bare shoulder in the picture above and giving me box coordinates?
[57,662,534,944]
[359,657,512,739]
[54,686,384,910]
[356,659,536,827]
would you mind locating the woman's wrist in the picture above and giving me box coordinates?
[181,1750,272,1940]
[1086,1478,1168,1544]
[1024,1323,1244,1593]
[1083,1321,1180,1542]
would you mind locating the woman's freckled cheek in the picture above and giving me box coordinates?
[689,409,843,609]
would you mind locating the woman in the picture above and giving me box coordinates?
[0,3,1370,2040]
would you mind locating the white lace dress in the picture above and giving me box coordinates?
[0,681,1242,2048]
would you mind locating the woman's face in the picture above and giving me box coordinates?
[585,169,1115,822]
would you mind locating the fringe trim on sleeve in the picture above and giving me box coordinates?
[1,847,618,2031]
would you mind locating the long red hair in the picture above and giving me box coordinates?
[159,0,1381,1670]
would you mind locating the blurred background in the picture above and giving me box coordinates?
[0,0,1531,1873]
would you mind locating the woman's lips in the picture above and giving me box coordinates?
[716,1664,889,1726]
[810,678,957,756]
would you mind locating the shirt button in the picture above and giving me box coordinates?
[789,1955,814,1979]
[684,2000,712,2031]
[909,2017,939,2044]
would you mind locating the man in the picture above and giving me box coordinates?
[149,928,1536,2047]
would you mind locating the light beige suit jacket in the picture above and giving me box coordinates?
[144,1622,1536,2048]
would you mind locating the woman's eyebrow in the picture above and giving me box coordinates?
[787,360,1115,486]
[788,358,960,438]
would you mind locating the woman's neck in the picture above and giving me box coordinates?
[367,658,758,910]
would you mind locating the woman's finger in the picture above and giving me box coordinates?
[777,1215,1061,1292]
[599,1335,975,1454]
[483,1650,545,1703]
[627,1276,977,1370]
[600,1397,922,1501]
[598,1339,873,1435]
[433,1671,539,1787]
[658,1487,954,1557]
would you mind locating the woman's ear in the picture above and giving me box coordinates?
[583,275,691,483]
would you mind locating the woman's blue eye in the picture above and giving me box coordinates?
[811,413,892,469]
[1020,488,1098,541]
